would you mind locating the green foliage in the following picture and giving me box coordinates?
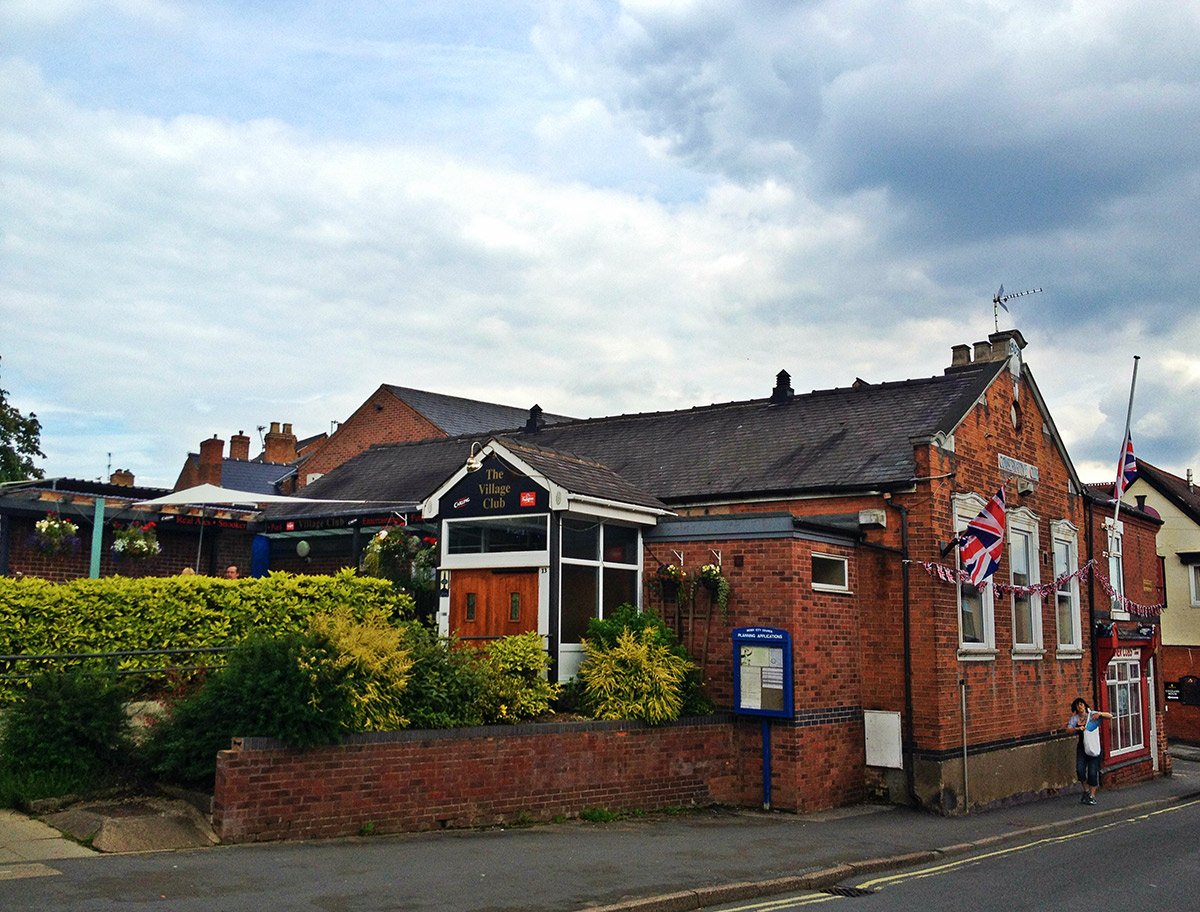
[475,632,560,724]
[578,627,695,725]
[0,570,414,703]
[579,807,619,823]
[583,604,712,717]
[0,668,131,803]
[0,355,45,482]
[307,607,413,732]
[145,632,355,786]
[392,623,487,730]
[359,527,439,592]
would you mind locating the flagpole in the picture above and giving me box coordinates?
[1111,355,1141,531]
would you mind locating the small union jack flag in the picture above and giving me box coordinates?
[959,487,1007,589]
[1114,433,1137,499]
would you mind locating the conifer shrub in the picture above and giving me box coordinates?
[578,627,694,725]
[475,632,560,723]
[580,604,712,717]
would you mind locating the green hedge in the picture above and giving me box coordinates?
[0,570,414,700]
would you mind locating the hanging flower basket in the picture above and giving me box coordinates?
[30,513,80,555]
[655,563,686,601]
[360,527,439,591]
[111,521,161,559]
[697,563,732,619]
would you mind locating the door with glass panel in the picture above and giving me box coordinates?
[448,568,539,643]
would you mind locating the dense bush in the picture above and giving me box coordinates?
[393,622,488,729]
[145,633,355,786]
[0,668,133,804]
[578,627,694,725]
[475,632,560,723]
[308,607,413,732]
[0,570,415,703]
[581,604,712,717]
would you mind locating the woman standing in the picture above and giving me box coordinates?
[1067,697,1113,805]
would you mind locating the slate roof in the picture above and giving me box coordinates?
[494,438,666,511]
[220,459,295,495]
[1134,460,1200,526]
[384,386,575,438]
[266,360,1005,519]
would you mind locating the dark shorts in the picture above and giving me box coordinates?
[1076,747,1100,787]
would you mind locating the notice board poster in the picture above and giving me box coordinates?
[732,627,793,718]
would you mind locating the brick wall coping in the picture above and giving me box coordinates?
[229,712,732,751]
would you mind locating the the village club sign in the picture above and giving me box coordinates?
[443,455,543,517]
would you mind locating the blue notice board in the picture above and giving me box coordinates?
[732,627,793,719]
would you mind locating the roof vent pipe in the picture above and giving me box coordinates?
[770,370,794,403]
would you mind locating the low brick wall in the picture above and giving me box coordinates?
[214,715,740,843]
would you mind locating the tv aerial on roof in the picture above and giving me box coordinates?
[992,284,1042,332]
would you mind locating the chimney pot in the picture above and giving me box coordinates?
[770,370,794,403]
[973,341,993,362]
[951,344,971,367]
[269,421,281,434]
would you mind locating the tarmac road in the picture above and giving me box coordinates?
[1,750,1197,912]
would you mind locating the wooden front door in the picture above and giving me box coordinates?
[449,568,540,643]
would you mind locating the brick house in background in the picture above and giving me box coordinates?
[174,423,325,495]
[1121,460,1200,744]
[290,385,575,489]
[261,329,1167,814]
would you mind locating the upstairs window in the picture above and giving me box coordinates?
[1009,509,1042,654]
[1051,520,1081,652]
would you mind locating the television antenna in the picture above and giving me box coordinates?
[992,285,1042,332]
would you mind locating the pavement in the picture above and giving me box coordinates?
[1,746,1198,910]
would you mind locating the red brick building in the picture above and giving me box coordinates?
[261,329,1167,813]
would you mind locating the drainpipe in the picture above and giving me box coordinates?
[883,494,918,805]
[1084,498,1099,705]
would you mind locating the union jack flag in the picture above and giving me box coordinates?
[1114,433,1137,499]
[959,487,1007,589]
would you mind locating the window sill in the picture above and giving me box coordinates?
[1055,649,1084,660]
[812,584,852,594]
[958,649,997,662]
[1012,648,1046,661]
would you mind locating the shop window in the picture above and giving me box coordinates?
[1105,658,1144,756]
[955,494,995,655]
[559,517,641,644]
[447,516,548,555]
[1051,520,1081,652]
[1009,509,1042,654]
[812,554,849,592]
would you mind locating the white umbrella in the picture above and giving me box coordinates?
[134,484,367,572]
[134,483,359,507]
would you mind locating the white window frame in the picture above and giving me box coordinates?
[1106,518,1128,619]
[1189,561,1200,608]
[1008,507,1043,657]
[955,493,996,658]
[440,514,550,570]
[1105,656,1145,757]
[558,517,642,644]
[812,553,850,592]
[1051,520,1082,655]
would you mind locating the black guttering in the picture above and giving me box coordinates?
[644,512,857,546]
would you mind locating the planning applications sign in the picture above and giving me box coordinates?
[732,627,793,718]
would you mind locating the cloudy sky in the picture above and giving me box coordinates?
[2,0,1197,489]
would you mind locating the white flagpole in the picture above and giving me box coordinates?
[1111,355,1141,531]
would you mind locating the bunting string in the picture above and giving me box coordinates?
[908,558,1164,617]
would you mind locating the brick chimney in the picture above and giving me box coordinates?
[199,435,224,485]
[263,421,298,465]
[109,468,134,487]
[229,430,251,461]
